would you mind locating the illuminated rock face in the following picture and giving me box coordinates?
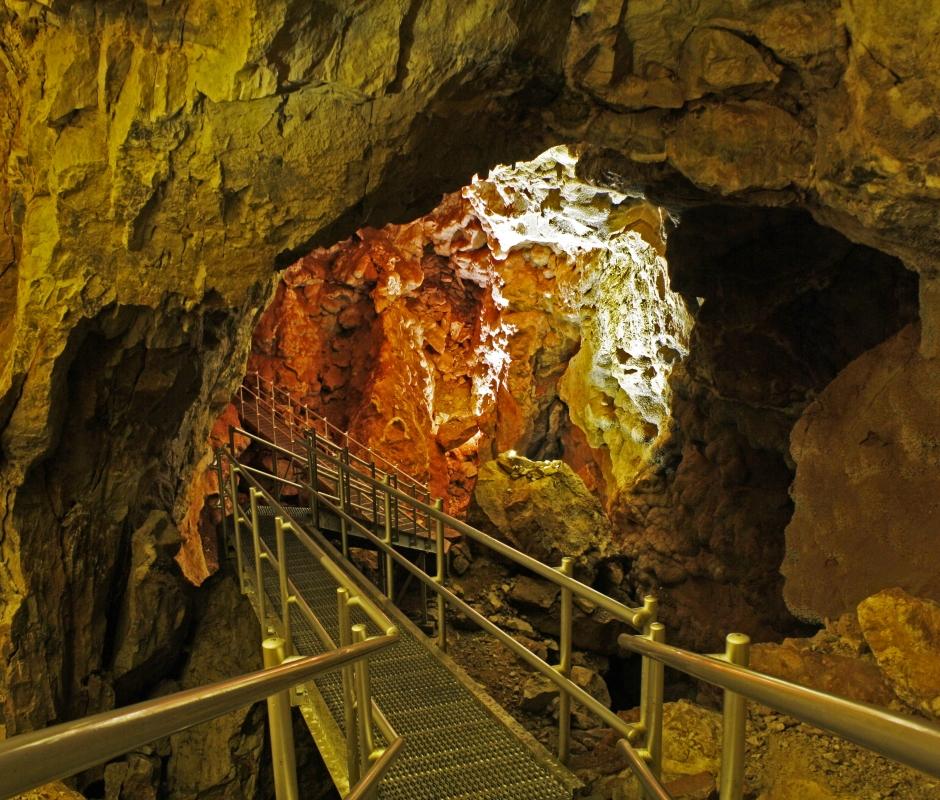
[250,150,691,517]
[1,0,940,743]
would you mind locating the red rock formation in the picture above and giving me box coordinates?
[247,192,509,515]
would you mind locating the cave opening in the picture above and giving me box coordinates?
[200,146,919,735]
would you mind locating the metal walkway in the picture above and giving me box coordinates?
[241,511,573,800]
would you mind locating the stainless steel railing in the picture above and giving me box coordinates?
[0,638,399,800]
[217,448,403,796]
[240,372,430,502]
[233,421,940,800]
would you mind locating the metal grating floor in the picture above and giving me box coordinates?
[238,517,573,800]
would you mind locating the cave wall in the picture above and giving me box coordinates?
[0,0,567,738]
[1,0,940,745]
[621,206,918,645]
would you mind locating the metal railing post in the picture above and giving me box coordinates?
[352,624,377,784]
[262,637,300,800]
[392,474,400,539]
[339,448,349,557]
[308,431,320,529]
[214,451,230,554]
[337,588,361,785]
[382,477,394,599]
[433,499,446,651]
[275,517,293,650]
[637,595,658,743]
[227,461,246,594]
[557,556,574,765]
[719,633,750,800]
[645,622,665,787]
[249,488,267,634]
[370,463,378,536]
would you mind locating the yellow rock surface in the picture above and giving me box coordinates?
[857,588,940,719]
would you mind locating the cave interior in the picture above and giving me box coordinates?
[1,3,939,800]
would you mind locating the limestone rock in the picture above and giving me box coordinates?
[857,588,940,719]
[471,452,612,576]
[520,664,610,715]
[784,326,940,621]
[750,639,896,709]
[111,511,192,701]
[165,575,266,799]
[509,575,560,610]
[104,753,160,800]
[758,778,853,800]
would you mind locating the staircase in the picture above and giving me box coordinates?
[228,373,579,798]
[236,373,438,554]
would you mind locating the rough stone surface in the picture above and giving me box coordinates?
[471,452,612,579]
[111,511,192,702]
[857,588,940,719]
[10,784,85,800]
[4,0,940,742]
[784,326,940,621]
[165,575,266,800]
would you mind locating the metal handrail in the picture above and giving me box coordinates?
[233,425,430,539]
[306,436,651,631]
[618,634,940,779]
[0,637,396,799]
[230,418,940,799]
[222,450,404,792]
[241,373,429,499]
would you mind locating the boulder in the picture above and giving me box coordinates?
[783,326,940,621]
[857,588,940,718]
[471,452,612,576]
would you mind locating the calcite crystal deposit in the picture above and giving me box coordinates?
[2,0,940,760]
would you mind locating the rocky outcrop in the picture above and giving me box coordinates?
[857,588,940,719]
[111,511,192,702]
[471,452,612,579]
[784,326,940,622]
[165,574,266,800]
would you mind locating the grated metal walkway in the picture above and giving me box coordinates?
[239,517,575,800]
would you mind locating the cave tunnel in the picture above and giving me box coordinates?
[1,4,939,800]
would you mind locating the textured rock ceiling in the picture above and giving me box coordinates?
[1,0,939,738]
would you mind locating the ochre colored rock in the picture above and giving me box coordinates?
[783,326,940,621]
[471,452,612,577]
[10,784,85,800]
[857,588,940,719]
[750,639,897,709]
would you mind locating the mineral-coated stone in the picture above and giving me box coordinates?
[856,588,940,719]
[784,326,940,622]
[471,452,612,578]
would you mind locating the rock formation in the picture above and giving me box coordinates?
[1,3,940,781]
